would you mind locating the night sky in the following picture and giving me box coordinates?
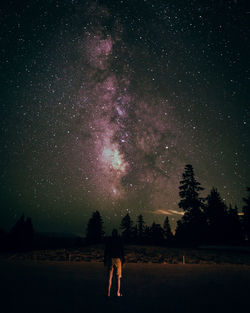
[1,0,249,235]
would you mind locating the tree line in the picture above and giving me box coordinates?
[175,164,249,245]
[85,211,173,245]
[1,164,250,250]
[0,214,34,252]
[86,164,250,246]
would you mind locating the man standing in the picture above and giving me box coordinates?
[104,229,125,297]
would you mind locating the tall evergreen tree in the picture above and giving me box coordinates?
[24,217,34,249]
[9,214,34,250]
[179,164,204,212]
[132,224,138,241]
[150,222,164,245]
[144,225,151,244]
[227,205,243,243]
[120,213,133,243]
[163,216,173,241]
[137,214,145,241]
[9,214,26,249]
[242,187,250,241]
[86,211,104,244]
[204,187,228,243]
[175,164,206,243]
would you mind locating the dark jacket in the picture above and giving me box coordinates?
[104,236,125,264]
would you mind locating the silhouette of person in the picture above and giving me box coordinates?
[104,228,125,297]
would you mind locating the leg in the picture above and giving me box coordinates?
[115,258,122,296]
[108,269,113,297]
[117,276,121,296]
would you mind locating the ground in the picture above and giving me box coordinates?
[3,244,250,264]
[1,260,250,313]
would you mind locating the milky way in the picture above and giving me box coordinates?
[1,0,249,234]
[73,5,188,225]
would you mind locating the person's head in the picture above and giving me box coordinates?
[112,228,118,238]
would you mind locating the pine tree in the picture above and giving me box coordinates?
[176,164,206,243]
[163,216,173,241]
[132,224,138,242]
[227,205,243,243]
[86,211,104,244]
[137,214,145,241]
[24,217,34,249]
[150,222,164,245]
[144,225,151,244]
[179,164,204,212]
[242,187,250,241]
[9,214,26,249]
[9,214,35,250]
[120,213,133,243]
[204,187,228,243]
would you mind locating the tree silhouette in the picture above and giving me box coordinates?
[86,211,104,244]
[175,164,206,244]
[144,225,151,244]
[9,214,25,249]
[242,187,250,241]
[120,213,133,243]
[137,214,145,242]
[178,164,204,212]
[150,222,164,245]
[163,216,173,242]
[24,217,34,249]
[132,224,138,241]
[9,214,34,250]
[227,205,243,243]
[204,187,229,243]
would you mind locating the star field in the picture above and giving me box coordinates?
[1,0,249,234]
